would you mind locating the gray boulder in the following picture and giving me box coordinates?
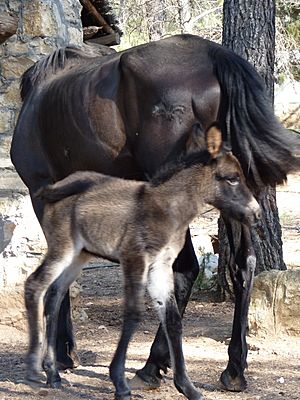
[249,270,300,336]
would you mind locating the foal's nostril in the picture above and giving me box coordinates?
[256,209,261,220]
[253,207,261,221]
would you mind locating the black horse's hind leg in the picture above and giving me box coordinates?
[132,230,199,389]
[220,218,256,391]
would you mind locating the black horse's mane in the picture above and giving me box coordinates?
[20,45,115,101]
[150,149,212,186]
[21,48,81,100]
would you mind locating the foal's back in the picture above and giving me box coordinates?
[41,171,146,262]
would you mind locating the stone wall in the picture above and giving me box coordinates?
[0,0,83,289]
[0,0,83,158]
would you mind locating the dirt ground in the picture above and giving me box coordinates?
[0,173,299,400]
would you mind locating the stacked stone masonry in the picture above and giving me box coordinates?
[0,0,83,288]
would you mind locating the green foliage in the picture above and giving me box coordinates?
[275,1,300,81]
[287,19,300,43]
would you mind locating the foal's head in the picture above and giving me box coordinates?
[204,125,260,224]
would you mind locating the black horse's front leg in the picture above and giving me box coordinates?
[220,219,256,392]
[131,230,199,389]
[55,291,80,370]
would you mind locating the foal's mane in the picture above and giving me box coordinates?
[150,149,211,186]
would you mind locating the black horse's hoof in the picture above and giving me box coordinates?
[57,350,80,370]
[220,369,247,392]
[129,373,161,391]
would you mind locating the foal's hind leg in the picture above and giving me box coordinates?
[24,249,78,384]
[109,257,148,400]
[42,252,89,388]
[147,258,203,400]
[30,193,78,371]
[220,218,256,392]
[25,260,51,383]
[133,230,199,388]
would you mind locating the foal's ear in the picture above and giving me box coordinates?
[206,125,222,158]
[185,123,206,152]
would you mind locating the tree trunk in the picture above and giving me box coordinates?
[177,0,192,33]
[145,0,166,41]
[218,0,285,296]
[0,12,18,44]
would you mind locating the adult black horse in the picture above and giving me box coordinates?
[11,34,299,394]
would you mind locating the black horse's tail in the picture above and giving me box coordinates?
[208,46,300,191]
[35,171,106,203]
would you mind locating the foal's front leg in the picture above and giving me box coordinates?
[147,259,203,400]
[109,258,148,400]
[134,230,199,387]
[220,219,256,392]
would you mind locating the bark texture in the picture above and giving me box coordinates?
[218,0,285,296]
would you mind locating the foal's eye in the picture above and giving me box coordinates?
[225,176,240,186]
[215,174,240,185]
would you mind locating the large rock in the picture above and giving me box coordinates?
[249,270,300,336]
[0,165,46,288]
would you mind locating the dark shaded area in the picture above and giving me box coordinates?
[80,0,122,45]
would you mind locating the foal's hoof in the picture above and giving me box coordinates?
[46,379,62,389]
[46,373,62,389]
[115,395,131,400]
[26,370,45,385]
[129,373,161,391]
[220,369,247,392]
[114,390,131,400]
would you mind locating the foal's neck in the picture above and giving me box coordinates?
[152,164,211,218]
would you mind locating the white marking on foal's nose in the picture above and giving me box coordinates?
[249,198,260,218]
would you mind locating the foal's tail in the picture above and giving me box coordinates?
[208,46,300,191]
[35,171,105,203]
